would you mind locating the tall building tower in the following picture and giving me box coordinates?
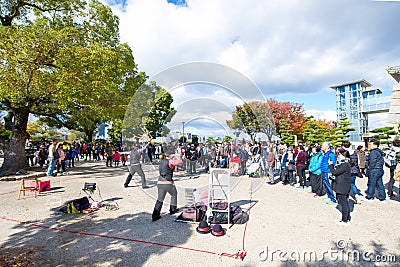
[387,66,400,126]
[330,80,391,142]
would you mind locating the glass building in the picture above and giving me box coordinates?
[330,80,391,142]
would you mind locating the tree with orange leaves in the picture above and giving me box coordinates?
[266,99,307,138]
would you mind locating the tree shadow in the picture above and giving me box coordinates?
[277,239,400,267]
[0,209,192,266]
[38,186,65,196]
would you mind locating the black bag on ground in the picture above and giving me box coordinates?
[63,196,90,213]
[210,211,229,224]
[230,206,249,224]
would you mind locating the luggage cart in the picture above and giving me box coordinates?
[208,168,230,224]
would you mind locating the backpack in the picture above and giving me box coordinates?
[67,202,80,214]
[230,206,249,224]
[66,197,90,214]
[384,148,397,168]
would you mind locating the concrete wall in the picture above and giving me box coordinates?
[387,84,400,127]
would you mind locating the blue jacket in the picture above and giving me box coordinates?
[367,148,384,171]
[281,152,296,167]
[309,152,323,175]
[321,149,337,173]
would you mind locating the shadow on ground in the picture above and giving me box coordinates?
[0,209,192,266]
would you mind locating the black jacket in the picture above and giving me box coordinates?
[159,159,174,182]
[188,149,198,161]
[328,160,351,195]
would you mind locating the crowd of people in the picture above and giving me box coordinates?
[24,140,132,176]
[136,138,395,226]
[24,135,398,226]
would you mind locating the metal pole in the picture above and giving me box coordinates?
[182,122,185,145]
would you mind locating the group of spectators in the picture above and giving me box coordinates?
[24,140,131,176]
[147,138,394,226]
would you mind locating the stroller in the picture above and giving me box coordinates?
[247,155,264,178]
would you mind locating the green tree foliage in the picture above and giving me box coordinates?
[0,0,85,26]
[145,88,176,139]
[67,130,86,142]
[335,117,355,146]
[206,136,218,144]
[222,136,232,143]
[0,127,11,140]
[0,0,144,174]
[279,119,295,146]
[26,120,66,141]
[302,117,337,146]
[370,126,395,149]
[122,82,176,143]
[227,101,274,142]
[0,113,11,140]
[107,118,123,144]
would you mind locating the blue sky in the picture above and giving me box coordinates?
[104,0,400,135]
[167,0,187,6]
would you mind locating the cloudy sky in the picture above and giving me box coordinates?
[104,0,400,138]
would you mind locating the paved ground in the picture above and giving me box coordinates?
[0,159,399,266]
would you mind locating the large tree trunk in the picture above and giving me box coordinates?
[85,130,94,143]
[1,110,29,176]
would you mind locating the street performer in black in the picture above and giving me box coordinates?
[152,153,182,221]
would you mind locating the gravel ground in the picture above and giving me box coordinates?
[0,160,399,267]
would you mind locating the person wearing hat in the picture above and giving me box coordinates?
[152,153,183,221]
[188,144,199,175]
[281,146,296,185]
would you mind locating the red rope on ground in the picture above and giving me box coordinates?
[236,177,252,261]
[0,216,240,260]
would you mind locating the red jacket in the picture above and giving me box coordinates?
[230,156,241,164]
[296,151,307,167]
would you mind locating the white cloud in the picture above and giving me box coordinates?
[368,113,389,130]
[107,0,400,97]
[305,109,337,122]
[105,0,400,136]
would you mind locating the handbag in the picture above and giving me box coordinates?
[169,156,183,166]
[288,163,296,171]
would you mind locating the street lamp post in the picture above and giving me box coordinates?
[182,122,185,145]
